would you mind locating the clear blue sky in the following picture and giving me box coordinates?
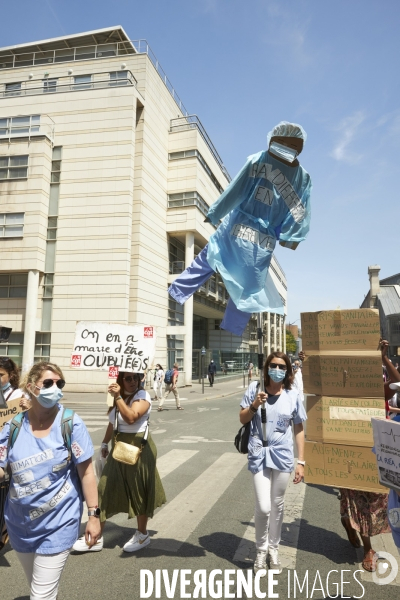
[4,1,400,324]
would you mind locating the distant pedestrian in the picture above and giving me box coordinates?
[292,360,304,403]
[223,361,228,375]
[248,361,254,381]
[153,364,164,401]
[208,360,217,387]
[158,363,183,411]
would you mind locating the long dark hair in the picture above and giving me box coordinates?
[0,357,20,390]
[264,351,293,390]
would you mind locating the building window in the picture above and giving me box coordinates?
[168,191,210,219]
[169,237,185,274]
[0,273,27,297]
[47,217,58,240]
[0,115,40,137]
[5,82,21,96]
[74,74,92,90]
[43,78,58,93]
[0,155,28,180]
[167,335,184,370]
[0,332,24,365]
[43,273,54,298]
[168,297,184,326]
[51,160,61,183]
[109,71,128,86]
[0,213,24,238]
[169,149,224,194]
[34,332,51,362]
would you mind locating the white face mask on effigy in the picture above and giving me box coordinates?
[269,141,298,163]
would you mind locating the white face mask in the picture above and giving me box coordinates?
[35,384,63,408]
[269,141,298,163]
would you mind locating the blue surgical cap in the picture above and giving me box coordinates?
[267,121,307,145]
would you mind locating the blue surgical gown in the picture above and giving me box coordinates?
[206,150,312,313]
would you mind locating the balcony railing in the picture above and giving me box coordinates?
[0,71,137,99]
[169,261,185,274]
[0,39,190,119]
[170,116,231,182]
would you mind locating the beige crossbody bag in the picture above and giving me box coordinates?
[112,396,149,466]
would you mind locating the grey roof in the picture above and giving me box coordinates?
[380,273,400,286]
[377,285,400,316]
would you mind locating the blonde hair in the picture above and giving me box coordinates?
[21,361,64,397]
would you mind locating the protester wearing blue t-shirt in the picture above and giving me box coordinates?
[240,351,306,576]
[0,362,100,600]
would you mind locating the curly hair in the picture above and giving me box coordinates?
[0,356,20,390]
[21,361,64,397]
[263,351,294,390]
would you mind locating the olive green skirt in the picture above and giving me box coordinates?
[98,431,166,521]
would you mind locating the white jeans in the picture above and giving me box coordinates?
[16,549,70,600]
[253,468,291,552]
[153,381,163,400]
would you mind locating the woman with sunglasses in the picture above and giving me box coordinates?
[73,371,166,553]
[0,361,100,599]
[239,351,306,576]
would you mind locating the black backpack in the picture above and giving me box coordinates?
[234,383,259,454]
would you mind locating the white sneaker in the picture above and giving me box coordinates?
[268,548,282,574]
[72,535,104,552]
[123,530,151,553]
[254,550,267,575]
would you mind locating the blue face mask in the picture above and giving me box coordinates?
[1,381,11,392]
[269,141,298,163]
[36,385,63,408]
[268,368,287,383]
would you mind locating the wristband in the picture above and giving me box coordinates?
[297,460,306,466]
[101,443,108,448]
[115,396,122,402]
[249,404,257,414]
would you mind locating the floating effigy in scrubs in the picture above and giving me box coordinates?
[168,121,312,336]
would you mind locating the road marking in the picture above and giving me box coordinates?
[86,427,104,433]
[156,449,198,479]
[149,452,246,552]
[233,477,306,569]
[172,436,231,444]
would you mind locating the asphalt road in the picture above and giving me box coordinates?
[1,387,399,600]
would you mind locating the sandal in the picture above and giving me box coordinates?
[157,407,164,412]
[177,406,184,410]
[341,517,361,548]
[362,549,377,572]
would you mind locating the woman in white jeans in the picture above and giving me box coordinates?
[239,351,306,575]
[0,362,100,600]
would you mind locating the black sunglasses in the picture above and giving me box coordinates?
[42,379,66,389]
[269,363,287,371]
[123,375,140,383]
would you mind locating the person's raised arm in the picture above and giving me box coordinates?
[381,340,400,383]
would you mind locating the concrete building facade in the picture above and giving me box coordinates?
[360,265,400,362]
[0,26,287,390]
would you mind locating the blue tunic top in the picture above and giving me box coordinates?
[0,404,93,554]
[207,150,312,313]
[240,382,307,474]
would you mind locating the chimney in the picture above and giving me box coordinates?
[368,265,380,308]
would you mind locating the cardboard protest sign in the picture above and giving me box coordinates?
[371,417,400,494]
[71,322,156,373]
[307,396,385,446]
[0,398,24,430]
[302,354,384,398]
[304,440,387,493]
[302,309,381,353]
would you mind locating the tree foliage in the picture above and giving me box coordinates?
[286,329,297,353]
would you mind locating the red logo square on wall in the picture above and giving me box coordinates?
[71,355,82,367]
[108,366,119,379]
[144,327,154,338]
